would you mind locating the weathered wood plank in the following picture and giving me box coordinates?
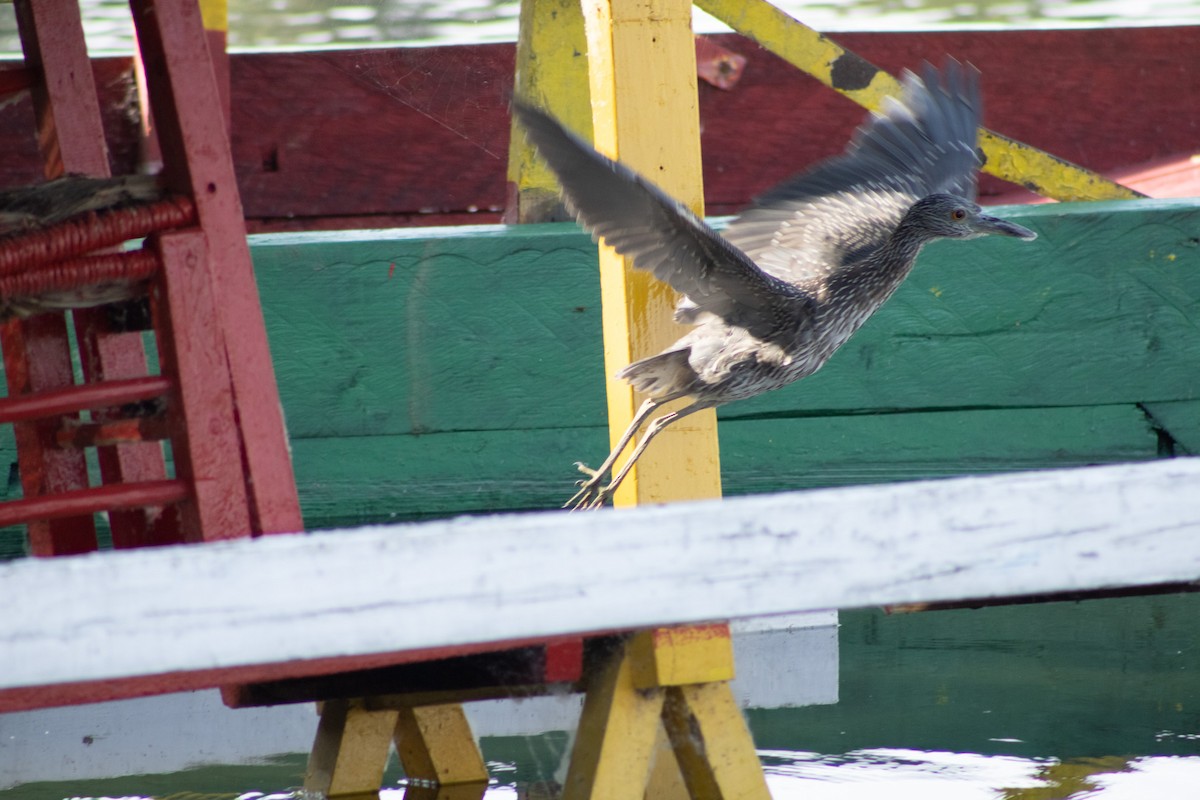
[222,28,1200,226]
[0,28,1196,228]
[251,199,1200,440]
[289,404,1159,527]
[2,457,1198,712]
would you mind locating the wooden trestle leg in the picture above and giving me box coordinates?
[563,625,769,800]
[305,700,488,799]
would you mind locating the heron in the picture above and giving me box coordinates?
[513,60,1037,510]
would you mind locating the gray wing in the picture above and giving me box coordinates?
[722,59,983,287]
[513,101,816,342]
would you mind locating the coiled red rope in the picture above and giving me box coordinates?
[0,195,195,276]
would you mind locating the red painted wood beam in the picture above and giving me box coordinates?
[55,416,173,449]
[131,0,303,538]
[1,314,97,556]
[150,229,254,543]
[12,0,109,177]
[0,632,604,714]
[0,479,188,528]
[0,374,171,424]
[4,0,108,557]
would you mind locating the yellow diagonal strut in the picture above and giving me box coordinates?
[694,0,1144,202]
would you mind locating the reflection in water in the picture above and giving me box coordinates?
[758,751,1200,799]
[0,0,1198,54]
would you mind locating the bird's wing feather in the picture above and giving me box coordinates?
[513,101,816,341]
[722,59,983,287]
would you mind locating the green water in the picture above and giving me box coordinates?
[5,593,1198,798]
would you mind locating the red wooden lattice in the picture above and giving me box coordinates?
[0,0,303,554]
[0,0,586,712]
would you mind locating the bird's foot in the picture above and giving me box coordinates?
[564,462,613,510]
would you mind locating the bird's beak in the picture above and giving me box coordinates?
[976,213,1037,240]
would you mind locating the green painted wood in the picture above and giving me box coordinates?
[1141,400,1200,455]
[252,224,606,440]
[289,404,1159,528]
[251,199,1200,442]
[251,200,1190,528]
[0,199,1193,552]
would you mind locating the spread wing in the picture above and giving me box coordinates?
[721,59,983,287]
[512,101,816,342]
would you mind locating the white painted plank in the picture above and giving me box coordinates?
[2,459,1199,694]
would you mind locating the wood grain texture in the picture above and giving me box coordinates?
[0,200,1188,545]
[287,404,1159,526]
[241,198,1196,527]
[2,456,1198,707]
[223,28,1200,223]
[0,29,1195,226]
[253,200,1200,435]
[230,47,515,221]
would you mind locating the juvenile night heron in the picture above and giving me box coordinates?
[513,60,1037,510]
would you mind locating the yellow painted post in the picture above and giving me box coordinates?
[693,0,1143,202]
[581,0,722,507]
[645,721,691,800]
[564,3,764,796]
[507,0,593,223]
[662,682,770,799]
[510,2,763,797]
[305,699,400,798]
[629,623,735,688]
[564,637,770,800]
[562,644,668,800]
[394,704,490,786]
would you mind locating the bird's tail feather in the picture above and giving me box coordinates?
[616,348,694,400]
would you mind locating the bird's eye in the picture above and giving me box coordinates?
[951,208,967,221]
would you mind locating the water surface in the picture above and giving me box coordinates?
[0,0,1197,53]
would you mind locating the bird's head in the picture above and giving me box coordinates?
[905,193,1037,242]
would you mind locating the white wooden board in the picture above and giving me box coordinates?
[2,458,1199,695]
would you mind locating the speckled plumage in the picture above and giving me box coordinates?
[513,59,1038,509]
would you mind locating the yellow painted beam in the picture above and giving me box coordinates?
[508,0,593,222]
[581,0,722,507]
[394,704,489,786]
[663,682,772,800]
[562,644,667,800]
[305,699,399,798]
[694,0,1142,202]
[645,722,691,800]
[629,623,735,689]
[976,130,1142,202]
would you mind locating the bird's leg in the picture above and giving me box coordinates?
[579,403,704,510]
[566,398,658,510]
